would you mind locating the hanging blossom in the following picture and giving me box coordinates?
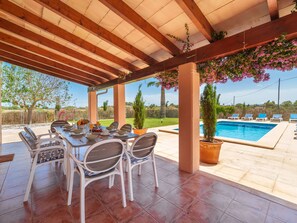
[156,35,297,89]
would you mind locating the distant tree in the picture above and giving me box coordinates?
[125,102,133,106]
[147,80,166,118]
[2,64,72,124]
[103,100,108,111]
[281,100,293,108]
[264,100,276,109]
[242,102,246,116]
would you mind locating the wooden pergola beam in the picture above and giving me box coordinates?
[34,0,158,65]
[0,18,118,79]
[175,0,214,41]
[0,0,138,72]
[99,0,180,56]
[0,54,94,86]
[0,31,109,83]
[267,0,279,20]
[0,42,102,84]
[92,12,297,90]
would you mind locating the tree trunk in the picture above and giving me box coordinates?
[160,87,166,118]
[27,107,33,125]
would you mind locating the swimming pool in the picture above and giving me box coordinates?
[176,121,277,141]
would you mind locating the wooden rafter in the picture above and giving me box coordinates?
[0,0,138,72]
[91,12,297,90]
[34,0,158,65]
[175,0,214,41]
[0,42,102,84]
[0,54,94,86]
[267,0,279,20]
[0,18,118,79]
[0,31,109,83]
[99,0,180,55]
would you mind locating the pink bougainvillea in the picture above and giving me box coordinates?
[156,35,297,90]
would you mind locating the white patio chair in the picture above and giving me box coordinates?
[119,123,132,133]
[125,132,158,201]
[19,131,66,202]
[228,114,239,120]
[270,114,283,122]
[50,120,70,133]
[67,139,126,223]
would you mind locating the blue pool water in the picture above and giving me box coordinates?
[176,121,277,141]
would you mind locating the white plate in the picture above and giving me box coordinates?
[113,133,128,137]
[100,133,110,136]
[70,133,85,136]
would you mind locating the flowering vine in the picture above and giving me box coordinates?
[157,35,297,89]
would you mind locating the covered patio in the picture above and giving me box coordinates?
[0,0,297,222]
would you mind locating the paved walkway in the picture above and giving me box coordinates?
[2,123,297,209]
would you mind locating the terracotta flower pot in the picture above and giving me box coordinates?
[200,139,223,164]
[133,128,148,135]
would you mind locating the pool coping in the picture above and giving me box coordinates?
[158,119,288,149]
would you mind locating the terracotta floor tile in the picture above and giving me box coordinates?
[171,212,199,223]
[106,200,143,223]
[184,199,224,223]
[132,172,157,187]
[209,181,238,199]
[0,183,26,202]
[0,207,32,223]
[267,202,297,222]
[145,179,176,197]
[163,187,195,210]
[0,195,30,215]
[69,196,104,221]
[179,180,209,198]
[128,211,158,223]
[226,200,267,223]
[96,187,124,205]
[32,206,72,223]
[161,172,192,186]
[145,198,183,223]
[85,209,116,223]
[219,213,243,223]
[199,189,232,211]
[131,183,161,208]
[234,189,270,213]
[265,215,286,223]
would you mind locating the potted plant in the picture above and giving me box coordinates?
[133,85,147,135]
[200,84,223,164]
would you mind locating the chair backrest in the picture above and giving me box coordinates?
[83,139,124,173]
[120,124,132,133]
[109,121,119,130]
[130,132,158,159]
[24,126,38,140]
[19,131,36,155]
[246,114,252,117]
[232,114,239,117]
[273,114,282,118]
[290,114,297,119]
[50,120,69,133]
[258,113,266,118]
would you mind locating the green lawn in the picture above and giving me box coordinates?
[99,118,178,128]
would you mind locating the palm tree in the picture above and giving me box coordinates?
[147,80,166,118]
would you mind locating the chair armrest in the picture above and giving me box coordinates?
[37,133,58,139]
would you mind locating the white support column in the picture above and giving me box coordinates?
[178,62,200,173]
[113,84,126,128]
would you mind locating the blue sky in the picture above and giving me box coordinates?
[69,68,297,107]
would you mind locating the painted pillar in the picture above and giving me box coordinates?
[178,62,200,173]
[88,91,97,124]
[113,84,126,127]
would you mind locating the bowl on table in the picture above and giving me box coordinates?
[86,133,97,140]
[72,129,83,134]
